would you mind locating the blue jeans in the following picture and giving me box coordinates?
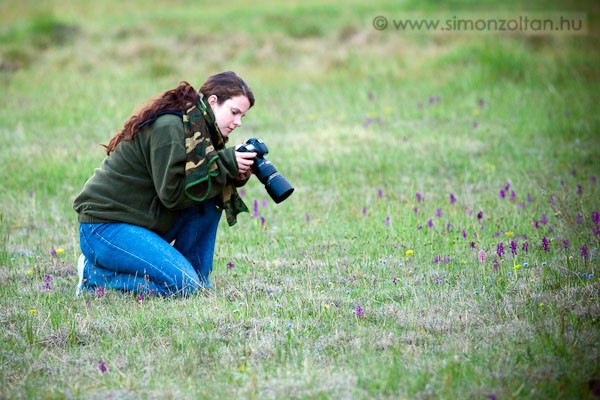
[78,199,222,297]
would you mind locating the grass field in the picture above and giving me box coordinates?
[1,0,600,398]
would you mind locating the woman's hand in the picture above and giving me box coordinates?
[235,169,252,181]
[234,145,256,176]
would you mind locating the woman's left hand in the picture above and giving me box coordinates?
[235,170,252,181]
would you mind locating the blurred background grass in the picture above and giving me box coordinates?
[1,0,599,398]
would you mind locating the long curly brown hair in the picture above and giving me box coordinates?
[104,71,254,154]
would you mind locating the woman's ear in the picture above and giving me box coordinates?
[207,94,218,107]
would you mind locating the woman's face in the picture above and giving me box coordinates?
[207,95,250,137]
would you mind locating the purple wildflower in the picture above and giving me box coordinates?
[496,242,504,258]
[593,226,600,236]
[252,200,259,218]
[527,193,533,203]
[434,255,441,263]
[522,242,529,253]
[416,192,422,203]
[571,169,576,176]
[362,207,367,215]
[504,182,510,191]
[470,241,476,249]
[492,259,499,270]
[443,257,450,264]
[478,98,484,107]
[356,305,363,317]
[413,206,418,216]
[377,189,382,197]
[577,184,583,195]
[549,195,556,205]
[429,96,435,104]
[446,223,451,232]
[227,261,234,269]
[466,209,473,216]
[261,216,265,227]
[364,117,373,127]
[581,244,589,260]
[435,208,442,218]
[473,121,478,129]
[510,241,518,255]
[477,211,483,220]
[548,226,554,233]
[138,293,144,301]
[518,202,525,208]
[533,220,540,229]
[51,248,57,257]
[393,277,397,286]
[96,287,104,297]
[591,176,597,184]
[42,274,53,290]
[541,237,550,252]
[540,213,547,225]
[385,216,390,227]
[99,360,107,373]
[462,229,467,239]
[368,92,374,100]
[427,219,433,228]
[29,189,34,198]
[261,199,268,208]
[450,193,456,204]
[239,189,245,197]
[510,191,516,201]
[305,213,311,222]
[499,190,505,199]
[562,240,569,250]
[592,212,599,226]
[576,214,583,224]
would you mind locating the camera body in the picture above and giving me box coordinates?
[237,138,294,204]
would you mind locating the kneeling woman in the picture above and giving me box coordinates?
[73,71,257,297]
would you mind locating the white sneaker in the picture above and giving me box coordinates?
[76,254,85,296]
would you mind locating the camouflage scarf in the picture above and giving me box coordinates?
[182,92,248,226]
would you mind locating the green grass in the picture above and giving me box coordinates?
[1,0,600,398]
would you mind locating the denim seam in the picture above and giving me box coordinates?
[79,225,96,262]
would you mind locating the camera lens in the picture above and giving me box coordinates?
[265,173,294,203]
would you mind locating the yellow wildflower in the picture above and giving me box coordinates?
[324,304,330,310]
[26,269,33,275]
[384,106,392,114]
[513,264,521,270]
[55,248,64,255]
[29,309,37,314]
[405,250,413,256]
[539,303,544,307]
[505,231,514,237]
[472,109,480,116]
[461,260,467,264]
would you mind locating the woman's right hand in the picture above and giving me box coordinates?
[234,146,257,176]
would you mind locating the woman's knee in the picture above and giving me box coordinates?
[156,258,204,295]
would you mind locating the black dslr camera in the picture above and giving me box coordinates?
[237,138,294,203]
